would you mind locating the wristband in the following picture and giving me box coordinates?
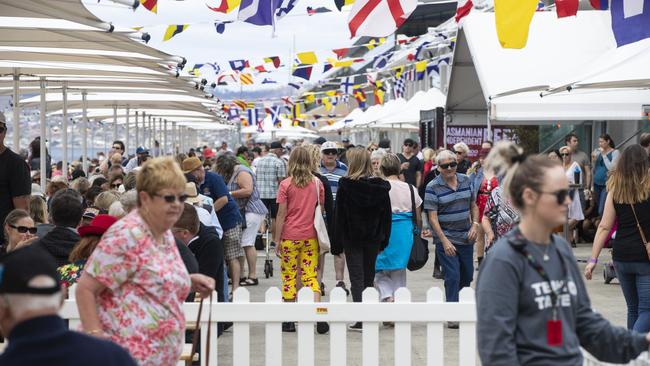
[472,222,480,226]
[588,258,598,264]
[86,329,103,336]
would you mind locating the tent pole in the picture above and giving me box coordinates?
[148,115,153,154]
[172,122,177,155]
[62,82,68,182]
[135,111,139,149]
[39,77,46,193]
[12,69,20,151]
[113,105,118,145]
[487,101,494,141]
[125,106,130,156]
[164,120,168,156]
[82,91,89,174]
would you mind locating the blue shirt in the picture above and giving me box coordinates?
[0,315,137,366]
[320,160,348,201]
[424,173,474,245]
[200,171,242,231]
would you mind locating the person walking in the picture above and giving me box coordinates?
[333,147,392,331]
[256,141,287,245]
[469,148,496,267]
[274,146,327,334]
[76,157,215,366]
[560,145,585,245]
[397,138,422,188]
[584,144,650,332]
[477,142,650,365]
[592,134,619,216]
[453,142,471,174]
[424,150,479,328]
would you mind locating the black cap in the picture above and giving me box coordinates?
[378,139,391,149]
[0,245,61,295]
[313,136,326,145]
[270,141,283,149]
[341,137,350,143]
[71,169,86,180]
[403,138,416,146]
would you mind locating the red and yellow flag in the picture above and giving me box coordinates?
[140,0,158,13]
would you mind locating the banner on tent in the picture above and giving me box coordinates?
[445,126,517,159]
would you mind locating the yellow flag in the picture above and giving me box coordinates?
[415,60,427,73]
[323,98,332,111]
[297,51,318,65]
[304,93,315,104]
[163,25,189,41]
[325,90,337,97]
[326,57,353,68]
[494,0,538,49]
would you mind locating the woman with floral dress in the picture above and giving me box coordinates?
[75,157,215,366]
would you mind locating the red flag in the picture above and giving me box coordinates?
[140,0,158,13]
[348,0,418,38]
[455,0,473,23]
[333,48,350,59]
[555,0,578,17]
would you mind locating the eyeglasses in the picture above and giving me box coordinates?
[111,183,121,189]
[112,146,123,150]
[560,153,570,157]
[153,193,188,203]
[9,224,37,234]
[323,150,337,156]
[439,162,458,170]
[538,189,571,205]
[454,151,463,155]
[404,143,413,147]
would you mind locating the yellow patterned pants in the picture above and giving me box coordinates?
[280,238,320,300]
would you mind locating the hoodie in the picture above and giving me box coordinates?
[35,226,80,267]
[332,177,392,255]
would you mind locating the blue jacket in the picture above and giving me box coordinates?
[0,315,137,366]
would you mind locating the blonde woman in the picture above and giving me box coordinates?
[29,195,48,225]
[334,147,392,331]
[560,145,584,244]
[422,147,437,175]
[76,157,215,366]
[274,146,327,334]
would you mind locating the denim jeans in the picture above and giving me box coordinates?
[435,243,474,302]
[345,245,380,303]
[613,261,650,332]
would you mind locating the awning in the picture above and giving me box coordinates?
[377,88,445,125]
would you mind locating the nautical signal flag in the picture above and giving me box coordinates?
[163,25,189,41]
[335,0,355,11]
[266,106,282,126]
[494,0,538,48]
[240,73,254,85]
[589,0,608,9]
[415,60,427,80]
[393,65,404,78]
[254,65,269,73]
[206,0,241,13]
[611,0,650,47]
[455,0,472,23]
[229,59,250,71]
[233,100,248,109]
[555,0,578,18]
[292,65,313,80]
[264,56,281,68]
[347,0,418,38]
[340,76,355,95]
[140,0,158,13]
[307,6,333,15]
[262,78,277,84]
[296,51,318,65]
[353,86,366,108]
[323,63,333,73]
[373,80,385,105]
[214,21,234,34]
[332,48,350,59]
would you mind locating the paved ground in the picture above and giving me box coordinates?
[215,242,627,365]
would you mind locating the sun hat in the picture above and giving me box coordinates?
[181,157,202,174]
[184,182,201,205]
[78,214,118,237]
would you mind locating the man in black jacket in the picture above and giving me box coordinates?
[35,189,83,267]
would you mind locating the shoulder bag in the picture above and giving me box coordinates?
[190,292,213,365]
[630,204,650,260]
[408,184,429,271]
[313,178,331,254]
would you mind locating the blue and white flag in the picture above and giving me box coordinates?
[247,108,260,127]
[228,108,240,120]
[394,75,406,99]
[276,0,301,18]
[372,51,392,69]
[239,0,294,26]
[267,105,282,126]
[611,0,650,46]
[340,76,354,95]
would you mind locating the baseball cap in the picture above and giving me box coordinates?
[313,137,326,145]
[0,245,61,295]
[270,141,283,150]
[181,157,202,174]
[136,146,149,155]
[320,141,339,152]
[83,207,100,220]
[78,214,118,237]
[341,137,350,143]
[378,139,391,149]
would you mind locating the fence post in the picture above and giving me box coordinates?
[362,288,380,366]
[426,287,444,366]
[233,288,250,366]
[329,287,348,366]
[297,288,315,366]
[265,288,283,366]
[394,288,412,366]
[459,288,477,366]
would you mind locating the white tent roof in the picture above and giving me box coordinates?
[320,108,364,132]
[242,115,316,134]
[377,88,446,125]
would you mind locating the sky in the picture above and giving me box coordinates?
[84,0,363,94]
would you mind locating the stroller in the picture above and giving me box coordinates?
[257,212,274,278]
[603,221,618,284]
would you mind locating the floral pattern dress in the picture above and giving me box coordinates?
[85,210,191,366]
[57,260,86,288]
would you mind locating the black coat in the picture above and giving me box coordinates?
[333,177,392,255]
[35,226,80,267]
[189,223,225,304]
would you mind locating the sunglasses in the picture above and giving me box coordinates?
[538,189,571,205]
[112,146,123,150]
[323,150,338,156]
[560,153,570,157]
[154,193,188,203]
[111,183,121,188]
[404,143,413,147]
[454,151,463,155]
[439,162,458,170]
[9,224,37,235]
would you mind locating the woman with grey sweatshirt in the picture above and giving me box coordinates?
[477,141,650,366]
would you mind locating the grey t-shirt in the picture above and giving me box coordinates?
[571,150,591,169]
[477,228,647,366]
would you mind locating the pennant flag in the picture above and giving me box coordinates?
[372,51,392,69]
[247,108,260,125]
[276,0,301,18]
[455,0,473,23]
[415,60,427,80]
[238,0,282,26]
[393,65,404,78]
[233,100,248,109]
[326,57,354,68]
[323,63,333,73]
[292,65,312,80]
[296,51,318,64]
[347,0,418,38]
[214,21,234,34]
[495,0,538,49]
[307,6,332,15]
[163,25,189,41]
[335,0,355,11]
[229,59,249,71]
[366,72,377,85]
[266,106,282,126]
[304,93,316,104]
[393,74,406,98]
[191,64,205,76]
[282,96,295,107]
[288,82,302,90]
[292,104,301,121]
[262,78,277,84]
[264,56,282,68]
[373,80,385,105]
[426,61,439,75]
[353,86,366,108]
[611,0,650,47]
[589,0,608,10]
[240,73,254,85]
[556,0,578,17]
[207,0,241,13]
[228,108,240,120]
[332,48,350,59]
[340,76,355,95]
[140,0,158,13]
[218,72,238,85]
[254,65,269,73]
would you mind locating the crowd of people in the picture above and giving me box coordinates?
[1,107,650,365]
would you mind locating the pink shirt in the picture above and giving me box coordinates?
[277,177,324,240]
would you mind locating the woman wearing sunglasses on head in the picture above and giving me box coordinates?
[2,209,37,253]
[76,157,215,366]
[477,142,650,366]
[559,145,585,245]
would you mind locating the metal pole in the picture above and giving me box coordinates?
[125,106,130,156]
[172,122,177,155]
[39,77,46,193]
[148,115,152,153]
[135,111,139,149]
[164,120,168,156]
[82,91,88,174]
[113,105,118,144]
[62,82,68,181]
[12,69,20,151]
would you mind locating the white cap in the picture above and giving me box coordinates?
[320,141,338,152]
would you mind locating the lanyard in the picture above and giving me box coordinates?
[508,227,570,320]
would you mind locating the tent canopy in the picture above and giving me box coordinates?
[378,89,445,125]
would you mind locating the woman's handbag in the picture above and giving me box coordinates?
[314,178,331,254]
[190,292,213,365]
[407,184,429,271]
[630,204,650,260]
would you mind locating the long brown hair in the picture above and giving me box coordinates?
[69,236,101,262]
[287,146,313,188]
[346,147,373,180]
[607,144,650,204]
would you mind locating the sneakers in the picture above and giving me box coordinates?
[348,322,363,332]
[336,281,350,296]
[282,322,296,332]
[316,322,330,334]
[447,321,459,329]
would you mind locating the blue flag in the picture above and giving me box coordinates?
[238,0,281,26]
[611,0,650,47]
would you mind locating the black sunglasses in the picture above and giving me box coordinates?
[323,150,338,156]
[560,153,570,157]
[111,183,121,188]
[538,189,571,205]
[154,193,188,203]
[439,162,458,170]
[404,143,413,147]
[454,151,463,155]
[9,224,37,234]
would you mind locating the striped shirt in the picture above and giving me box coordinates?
[424,173,474,246]
[226,166,268,216]
[319,160,348,201]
